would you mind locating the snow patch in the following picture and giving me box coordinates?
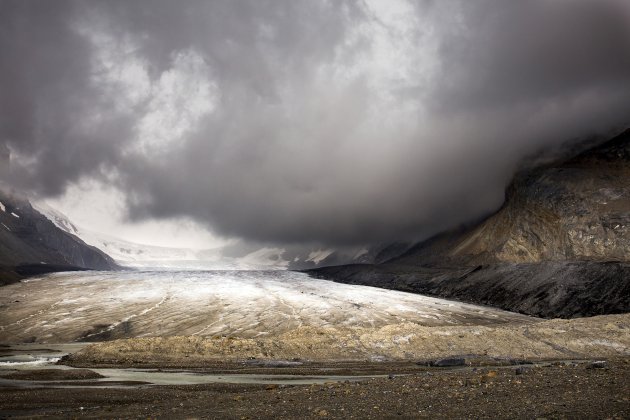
[353,248,369,259]
[1,222,10,231]
[0,201,5,212]
[10,212,19,218]
[240,247,288,269]
[31,201,78,233]
[307,249,334,264]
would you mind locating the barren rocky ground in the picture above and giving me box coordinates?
[64,313,629,366]
[1,358,629,419]
[3,307,627,418]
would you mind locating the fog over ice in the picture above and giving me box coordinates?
[1,0,630,247]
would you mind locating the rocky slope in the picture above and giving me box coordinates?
[311,261,630,318]
[65,313,629,364]
[398,129,630,266]
[309,129,630,318]
[0,188,119,285]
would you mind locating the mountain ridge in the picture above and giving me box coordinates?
[0,187,120,285]
[391,128,630,266]
[308,129,630,318]
[32,201,396,271]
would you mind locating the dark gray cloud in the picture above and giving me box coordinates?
[2,0,630,246]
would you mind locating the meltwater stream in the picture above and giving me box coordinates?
[0,344,386,388]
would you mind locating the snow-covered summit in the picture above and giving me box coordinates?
[32,201,403,271]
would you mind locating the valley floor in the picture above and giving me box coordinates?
[1,358,629,419]
[0,313,625,418]
[1,270,629,418]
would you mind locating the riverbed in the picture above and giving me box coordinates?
[0,344,389,388]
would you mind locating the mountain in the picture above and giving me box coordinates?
[309,129,630,318]
[31,203,282,270]
[33,202,387,270]
[396,129,630,266]
[0,188,119,285]
[33,201,402,271]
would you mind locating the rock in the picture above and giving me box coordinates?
[416,357,467,367]
[509,359,533,366]
[589,360,607,369]
[432,357,467,367]
[515,367,529,375]
[464,378,480,386]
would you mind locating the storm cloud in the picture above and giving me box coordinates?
[2,0,630,246]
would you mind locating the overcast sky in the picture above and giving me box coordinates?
[2,0,630,248]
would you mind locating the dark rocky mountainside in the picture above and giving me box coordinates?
[309,129,630,318]
[0,188,119,285]
[396,129,630,266]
